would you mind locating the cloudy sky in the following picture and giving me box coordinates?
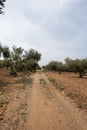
[0,0,87,65]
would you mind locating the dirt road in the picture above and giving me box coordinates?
[0,72,87,130]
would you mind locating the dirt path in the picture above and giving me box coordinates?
[28,72,87,130]
[0,72,87,130]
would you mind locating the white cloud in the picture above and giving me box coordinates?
[0,0,87,65]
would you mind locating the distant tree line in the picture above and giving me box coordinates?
[0,43,41,76]
[42,58,87,78]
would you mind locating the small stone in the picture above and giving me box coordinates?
[3,104,6,108]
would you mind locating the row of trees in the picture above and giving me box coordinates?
[0,0,6,14]
[42,58,87,78]
[0,43,41,76]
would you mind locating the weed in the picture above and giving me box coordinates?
[17,76,33,85]
[48,77,65,92]
[9,70,17,77]
[57,86,65,91]
[40,79,46,88]
[77,102,87,110]
[23,71,31,77]
[48,77,57,85]
[77,102,83,109]
[66,92,76,99]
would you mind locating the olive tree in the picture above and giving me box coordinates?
[43,61,64,73]
[24,49,41,71]
[25,49,41,62]
[65,58,87,78]
[12,45,24,71]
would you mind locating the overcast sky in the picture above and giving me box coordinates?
[0,0,87,65]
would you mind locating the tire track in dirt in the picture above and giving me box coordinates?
[29,72,87,130]
[41,73,87,130]
[0,72,87,130]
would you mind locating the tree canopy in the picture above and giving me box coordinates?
[0,0,6,14]
[25,49,41,62]
[0,44,41,76]
[43,58,87,78]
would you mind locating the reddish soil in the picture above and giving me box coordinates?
[0,70,87,130]
[46,72,87,111]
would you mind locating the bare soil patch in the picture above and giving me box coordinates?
[46,72,87,111]
[0,70,33,130]
[0,70,87,130]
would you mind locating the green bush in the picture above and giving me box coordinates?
[9,70,17,76]
[17,76,33,84]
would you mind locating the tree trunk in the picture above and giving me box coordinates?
[79,71,83,78]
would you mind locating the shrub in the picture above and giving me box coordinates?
[9,70,17,76]
[17,76,33,85]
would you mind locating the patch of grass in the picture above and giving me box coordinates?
[9,70,17,77]
[77,102,83,109]
[48,77,65,92]
[40,79,46,86]
[57,86,65,91]
[23,71,32,77]
[48,77,57,85]
[48,77,59,88]
[77,102,87,110]
[17,76,33,85]
[66,92,76,99]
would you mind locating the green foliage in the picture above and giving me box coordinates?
[0,44,41,74]
[3,59,11,69]
[11,46,24,71]
[40,79,46,85]
[17,76,33,85]
[0,43,3,56]
[36,63,41,70]
[65,58,87,78]
[25,48,41,62]
[0,44,10,59]
[12,46,24,61]
[65,58,74,72]
[43,61,64,73]
[9,70,17,77]
[2,46,10,58]
[23,49,41,72]
[0,44,41,75]
[25,60,37,72]
[1,43,87,78]
[0,0,6,14]
[43,58,87,78]
[0,44,11,69]
[0,60,3,68]
[48,77,58,86]
[48,77,56,83]
[10,47,41,72]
